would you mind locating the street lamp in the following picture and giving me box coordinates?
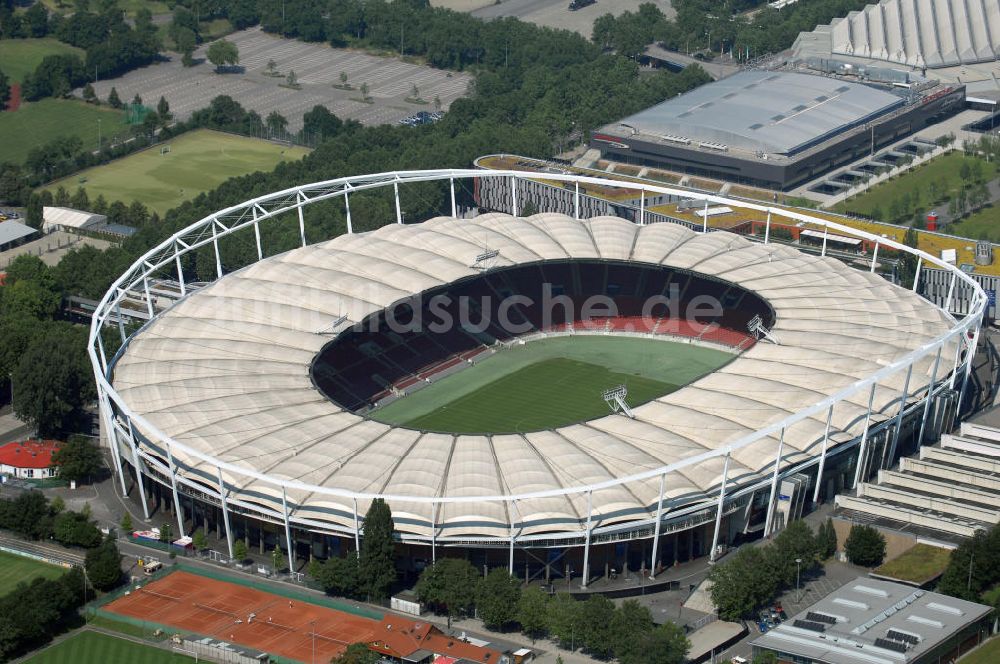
[795,558,802,603]
[311,619,316,664]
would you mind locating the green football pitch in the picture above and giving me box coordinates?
[0,38,84,84]
[25,631,192,664]
[43,129,312,215]
[372,336,733,433]
[0,551,66,596]
[0,98,128,165]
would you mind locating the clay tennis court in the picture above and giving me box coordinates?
[105,571,380,662]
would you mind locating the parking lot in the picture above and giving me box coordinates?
[84,28,473,131]
[466,0,676,38]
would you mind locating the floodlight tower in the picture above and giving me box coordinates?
[603,384,635,418]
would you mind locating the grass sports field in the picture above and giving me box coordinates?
[0,98,127,164]
[373,336,733,433]
[0,551,66,596]
[24,631,192,664]
[44,129,312,215]
[0,38,84,84]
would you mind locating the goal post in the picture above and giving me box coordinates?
[160,145,171,155]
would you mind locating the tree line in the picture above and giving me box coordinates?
[593,0,872,60]
[0,2,160,103]
[0,490,123,661]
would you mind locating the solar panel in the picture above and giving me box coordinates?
[793,620,826,632]
[875,638,908,653]
[887,630,919,645]
[806,612,837,625]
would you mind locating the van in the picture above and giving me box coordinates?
[143,560,164,576]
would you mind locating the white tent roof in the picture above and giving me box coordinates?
[113,214,955,539]
[42,207,106,231]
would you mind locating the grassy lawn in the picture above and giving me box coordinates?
[832,152,996,221]
[945,204,1000,242]
[959,636,1000,664]
[374,336,732,433]
[0,38,85,84]
[0,551,67,596]
[874,544,952,585]
[43,129,311,215]
[25,631,192,664]
[0,98,127,164]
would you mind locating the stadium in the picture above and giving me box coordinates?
[90,170,984,586]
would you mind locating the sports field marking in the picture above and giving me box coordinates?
[0,550,67,596]
[23,630,193,663]
[373,335,733,433]
[43,129,311,215]
[105,571,380,663]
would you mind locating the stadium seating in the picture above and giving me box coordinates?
[313,260,770,410]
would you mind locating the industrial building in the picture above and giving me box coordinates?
[591,70,964,190]
[750,579,992,664]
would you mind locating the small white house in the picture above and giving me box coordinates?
[0,440,60,480]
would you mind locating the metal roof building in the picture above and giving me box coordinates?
[606,71,905,157]
[0,220,38,252]
[751,578,993,664]
[591,71,962,190]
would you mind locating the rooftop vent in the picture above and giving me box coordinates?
[927,602,963,616]
[852,585,890,598]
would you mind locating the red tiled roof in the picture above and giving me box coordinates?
[368,618,503,664]
[0,440,60,469]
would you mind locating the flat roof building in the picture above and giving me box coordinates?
[750,578,993,664]
[592,71,964,190]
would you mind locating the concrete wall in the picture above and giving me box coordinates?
[831,515,917,561]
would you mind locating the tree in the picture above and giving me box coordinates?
[107,86,121,108]
[53,510,102,548]
[477,568,521,629]
[844,524,886,567]
[175,27,197,66]
[339,70,349,86]
[360,82,370,100]
[157,96,171,124]
[611,600,654,661]
[192,530,208,551]
[271,544,283,571]
[517,586,549,640]
[0,490,54,540]
[708,545,777,620]
[817,518,838,558]
[578,594,616,658]
[358,498,396,601]
[617,622,689,664]
[160,522,173,543]
[120,512,132,532]
[266,59,279,76]
[207,39,240,71]
[310,554,360,596]
[52,435,103,484]
[411,83,419,99]
[547,592,582,650]
[266,110,288,136]
[898,227,919,288]
[81,82,97,104]
[286,70,298,87]
[415,558,479,626]
[132,93,143,107]
[12,325,95,436]
[0,70,9,110]
[0,70,8,110]
[433,95,441,111]
[332,642,379,664]
[85,535,123,590]
[233,539,249,562]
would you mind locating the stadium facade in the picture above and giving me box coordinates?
[591,71,965,190]
[92,170,984,587]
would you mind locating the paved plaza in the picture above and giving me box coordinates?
[467,0,676,38]
[84,28,473,131]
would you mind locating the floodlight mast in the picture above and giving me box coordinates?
[603,384,635,418]
[747,314,780,345]
[471,248,500,270]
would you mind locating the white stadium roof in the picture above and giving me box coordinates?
[798,0,1000,69]
[113,214,955,539]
